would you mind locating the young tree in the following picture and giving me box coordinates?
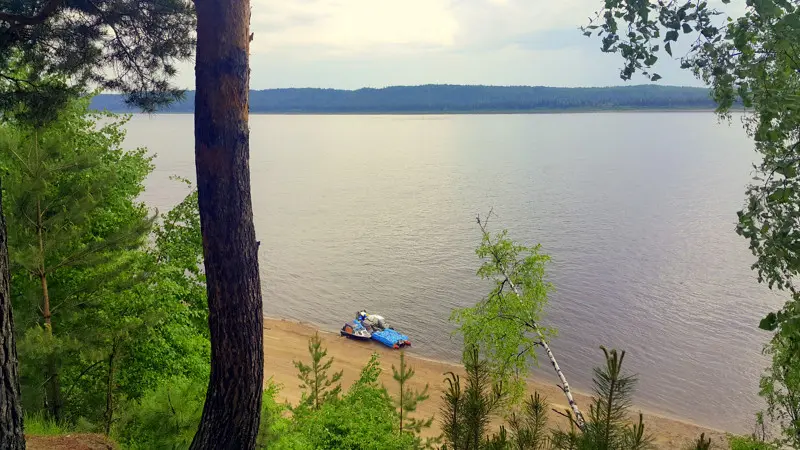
[391,351,433,438]
[189,0,264,447]
[462,346,506,450]
[0,99,153,421]
[507,392,550,450]
[441,372,465,450]
[0,2,194,440]
[64,185,209,441]
[293,333,343,411]
[689,433,712,450]
[551,347,652,450]
[0,185,24,449]
[452,211,584,428]
[439,346,506,450]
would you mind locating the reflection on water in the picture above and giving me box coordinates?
[126,112,783,432]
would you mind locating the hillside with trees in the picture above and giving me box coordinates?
[90,84,716,114]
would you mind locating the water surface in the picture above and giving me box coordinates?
[125,113,783,432]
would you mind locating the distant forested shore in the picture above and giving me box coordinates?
[90,84,717,114]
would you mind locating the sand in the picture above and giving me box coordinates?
[263,317,729,449]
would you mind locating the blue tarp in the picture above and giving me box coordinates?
[371,328,410,348]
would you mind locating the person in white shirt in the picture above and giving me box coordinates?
[357,310,388,331]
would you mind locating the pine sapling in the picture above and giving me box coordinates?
[689,432,712,450]
[509,392,550,450]
[462,345,505,450]
[392,351,434,437]
[293,332,343,410]
[440,372,465,450]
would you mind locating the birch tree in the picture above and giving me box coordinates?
[451,211,586,430]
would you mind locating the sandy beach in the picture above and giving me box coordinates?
[263,317,729,449]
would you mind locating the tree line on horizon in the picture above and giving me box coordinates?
[90,85,716,114]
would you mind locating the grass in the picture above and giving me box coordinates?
[727,434,777,450]
[24,413,66,436]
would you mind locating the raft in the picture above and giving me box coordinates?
[371,328,411,349]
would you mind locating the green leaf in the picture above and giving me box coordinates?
[665,42,673,56]
[682,23,693,33]
[760,312,779,331]
[665,30,679,42]
[650,73,662,81]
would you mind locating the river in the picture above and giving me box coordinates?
[124,112,784,433]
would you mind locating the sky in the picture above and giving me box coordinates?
[172,0,743,90]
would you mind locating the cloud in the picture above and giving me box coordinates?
[168,0,739,89]
[250,0,459,55]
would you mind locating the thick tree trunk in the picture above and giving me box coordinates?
[0,186,26,449]
[189,0,264,448]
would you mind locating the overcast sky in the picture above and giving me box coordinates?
[173,0,742,90]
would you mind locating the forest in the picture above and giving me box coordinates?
[89,85,716,114]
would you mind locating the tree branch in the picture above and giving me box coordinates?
[63,359,105,402]
[0,0,63,26]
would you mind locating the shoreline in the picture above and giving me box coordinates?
[108,108,721,116]
[262,316,730,449]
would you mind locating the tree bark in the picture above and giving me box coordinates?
[0,185,26,449]
[189,0,264,448]
[37,199,60,421]
[104,342,116,436]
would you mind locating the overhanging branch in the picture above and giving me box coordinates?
[0,0,63,26]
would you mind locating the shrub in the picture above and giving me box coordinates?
[112,377,205,449]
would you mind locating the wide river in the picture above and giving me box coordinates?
[124,112,783,433]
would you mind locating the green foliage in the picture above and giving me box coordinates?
[113,376,206,450]
[293,332,343,411]
[451,214,554,398]
[392,351,433,438]
[584,347,637,448]
[548,349,650,450]
[0,0,195,116]
[23,412,65,436]
[573,347,653,450]
[1,96,154,421]
[485,427,511,450]
[262,352,418,450]
[727,434,777,450]
[438,346,506,450]
[507,392,550,450]
[759,331,800,447]
[583,0,800,442]
[689,433,712,450]
[440,372,465,450]
[0,95,209,431]
[256,379,295,449]
[441,346,651,450]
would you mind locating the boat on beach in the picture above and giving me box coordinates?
[340,319,411,349]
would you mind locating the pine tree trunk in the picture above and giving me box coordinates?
[37,199,60,421]
[189,0,264,448]
[0,185,26,449]
[104,344,116,436]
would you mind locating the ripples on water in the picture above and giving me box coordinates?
[126,112,784,432]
